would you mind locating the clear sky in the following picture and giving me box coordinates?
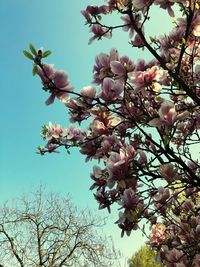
[0,0,173,265]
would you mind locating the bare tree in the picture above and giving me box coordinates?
[0,189,120,267]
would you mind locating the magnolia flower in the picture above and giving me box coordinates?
[129,66,164,93]
[150,223,166,247]
[110,57,135,81]
[66,125,84,142]
[154,187,170,204]
[37,63,55,84]
[54,70,70,89]
[80,86,96,99]
[166,248,184,263]
[149,100,189,128]
[121,15,136,38]
[99,77,123,102]
[90,119,108,134]
[132,0,152,11]
[154,0,175,17]
[159,163,177,183]
[108,0,129,10]
[86,5,108,15]
[89,24,111,44]
[93,48,119,84]
[45,122,63,140]
[131,34,144,47]
[120,188,138,209]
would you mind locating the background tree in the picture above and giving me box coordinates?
[128,245,164,267]
[0,189,120,267]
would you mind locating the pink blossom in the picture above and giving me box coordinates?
[54,70,71,89]
[66,125,84,142]
[110,56,134,81]
[37,63,55,84]
[154,187,170,204]
[121,15,136,38]
[150,223,166,247]
[93,48,119,84]
[159,163,177,183]
[159,101,177,125]
[149,101,189,128]
[90,119,108,134]
[45,122,63,140]
[86,5,108,15]
[80,86,96,99]
[89,25,111,44]
[131,34,144,48]
[99,77,123,102]
[154,0,175,17]
[193,254,200,267]
[121,188,138,209]
[129,66,164,93]
[80,10,91,22]
[132,0,152,11]
[110,60,126,79]
[166,249,184,263]
[106,145,136,186]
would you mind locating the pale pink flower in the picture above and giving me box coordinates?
[110,56,135,81]
[159,101,177,125]
[86,5,108,15]
[93,48,119,84]
[159,163,177,183]
[80,86,96,99]
[89,25,111,44]
[99,77,123,102]
[131,34,144,47]
[106,145,135,185]
[46,122,63,140]
[193,20,200,37]
[121,188,138,209]
[37,63,55,84]
[110,60,126,78]
[154,187,170,204]
[193,254,200,267]
[129,66,164,93]
[166,249,184,263]
[150,223,166,247]
[90,119,108,134]
[54,70,70,89]
[154,0,175,17]
[66,125,84,142]
[132,0,152,11]
[80,10,91,22]
[121,14,138,38]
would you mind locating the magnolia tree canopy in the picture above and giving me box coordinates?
[24,0,200,266]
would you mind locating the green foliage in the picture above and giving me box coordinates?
[32,65,37,76]
[23,50,34,60]
[128,246,164,267]
[29,43,37,56]
[42,50,52,58]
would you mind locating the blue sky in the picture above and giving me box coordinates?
[0,0,174,265]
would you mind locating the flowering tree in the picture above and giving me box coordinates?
[24,0,200,266]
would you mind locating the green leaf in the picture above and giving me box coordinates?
[163,136,169,146]
[23,50,34,60]
[29,43,37,55]
[32,65,37,76]
[42,50,52,58]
